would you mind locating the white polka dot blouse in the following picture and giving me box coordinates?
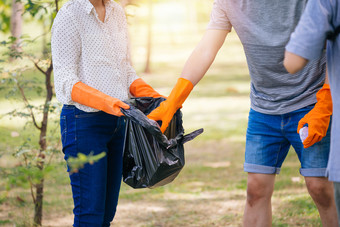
[51,0,139,112]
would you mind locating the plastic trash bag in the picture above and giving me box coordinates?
[121,97,203,189]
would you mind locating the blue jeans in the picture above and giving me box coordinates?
[244,106,331,176]
[60,105,126,227]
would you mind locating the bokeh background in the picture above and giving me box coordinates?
[0,0,322,226]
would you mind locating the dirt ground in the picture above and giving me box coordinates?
[43,191,245,227]
[1,139,321,226]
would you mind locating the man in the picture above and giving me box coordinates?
[148,0,338,226]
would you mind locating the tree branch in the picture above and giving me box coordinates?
[33,61,46,75]
[23,154,36,204]
[55,0,59,12]
[17,83,42,130]
[47,138,60,166]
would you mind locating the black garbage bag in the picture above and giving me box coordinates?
[121,97,203,189]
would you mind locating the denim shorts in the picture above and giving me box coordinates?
[244,106,331,177]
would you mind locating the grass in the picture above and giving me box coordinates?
[0,20,323,226]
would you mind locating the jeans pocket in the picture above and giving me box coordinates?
[75,111,104,118]
[60,115,67,146]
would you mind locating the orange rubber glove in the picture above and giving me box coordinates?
[71,81,130,117]
[297,84,332,148]
[130,78,164,98]
[147,78,193,133]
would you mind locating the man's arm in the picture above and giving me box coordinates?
[285,47,332,149]
[147,29,229,133]
[283,0,334,148]
[181,29,229,85]
[283,51,308,74]
[284,0,332,74]
[325,69,330,84]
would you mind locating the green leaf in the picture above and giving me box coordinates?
[16,149,31,157]
[67,152,106,173]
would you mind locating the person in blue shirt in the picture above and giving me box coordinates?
[148,0,338,226]
[284,0,340,223]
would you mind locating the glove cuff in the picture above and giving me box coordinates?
[130,78,162,98]
[315,83,332,114]
[169,78,194,109]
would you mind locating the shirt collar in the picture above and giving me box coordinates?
[106,0,116,16]
[84,0,116,15]
[84,0,94,15]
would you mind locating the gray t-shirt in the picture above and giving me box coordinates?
[207,0,326,114]
[286,0,340,182]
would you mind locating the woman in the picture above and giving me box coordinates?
[51,0,162,226]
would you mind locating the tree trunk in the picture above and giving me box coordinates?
[33,65,53,226]
[33,105,46,227]
[33,180,44,226]
[144,0,152,73]
[10,0,23,57]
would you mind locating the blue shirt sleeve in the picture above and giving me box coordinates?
[286,0,334,61]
